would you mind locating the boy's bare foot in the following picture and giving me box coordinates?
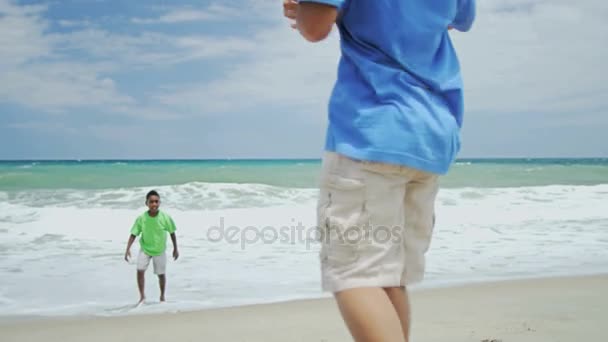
[160,296,165,302]
[137,297,145,306]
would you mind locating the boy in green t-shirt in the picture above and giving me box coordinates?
[124,190,179,304]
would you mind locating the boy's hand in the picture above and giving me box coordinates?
[283,0,298,29]
[173,248,180,261]
[124,249,131,262]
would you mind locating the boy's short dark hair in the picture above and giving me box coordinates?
[146,190,160,200]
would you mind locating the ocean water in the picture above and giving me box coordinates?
[1,159,607,318]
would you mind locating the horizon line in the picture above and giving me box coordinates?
[1,157,608,162]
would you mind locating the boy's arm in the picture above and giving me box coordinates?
[167,216,179,260]
[283,0,342,42]
[124,234,136,262]
[125,217,141,262]
[451,0,476,32]
[170,233,179,260]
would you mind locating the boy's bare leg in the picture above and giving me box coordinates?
[158,274,166,302]
[137,270,145,304]
[385,286,411,341]
[335,287,406,342]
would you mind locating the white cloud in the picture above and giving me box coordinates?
[0,1,133,114]
[0,2,51,67]
[8,121,78,133]
[2,0,606,143]
[132,4,235,24]
[453,0,608,115]
[0,0,254,119]
[2,63,133,110]
[132,10,208,24]
[157,12,340,118]
[158,0,608,121]
[53,29,255,67]
[57,19,92,28]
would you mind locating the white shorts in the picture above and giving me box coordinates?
[318,152,439,293]
[136,250,167,275]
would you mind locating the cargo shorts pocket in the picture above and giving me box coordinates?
[318,173,370,268]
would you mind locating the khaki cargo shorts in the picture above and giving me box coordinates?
[317,152,439,293]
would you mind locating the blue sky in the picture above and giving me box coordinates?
[1,0,606,159]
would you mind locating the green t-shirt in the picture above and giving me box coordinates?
[130,210,177,256]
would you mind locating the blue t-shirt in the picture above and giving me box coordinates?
[300,0,476,174]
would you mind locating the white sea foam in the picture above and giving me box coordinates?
[1,182,318,210]
[0,183,607,318]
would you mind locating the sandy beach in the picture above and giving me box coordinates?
[1,275,606,342]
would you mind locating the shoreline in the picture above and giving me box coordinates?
[2,270,607,322]
[1,271,606,323]
[2,274,606,341]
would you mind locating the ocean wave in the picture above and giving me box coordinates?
[0,182,319,210]
[1,182,607,318]
[1,182,608,212]
[16,162,39,169]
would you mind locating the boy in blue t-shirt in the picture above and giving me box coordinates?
[284,1,475,341]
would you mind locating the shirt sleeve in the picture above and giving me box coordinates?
[130,217,142,236]
[298,0,345,10]
[452,0,476,32]
[165,215,177,234]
